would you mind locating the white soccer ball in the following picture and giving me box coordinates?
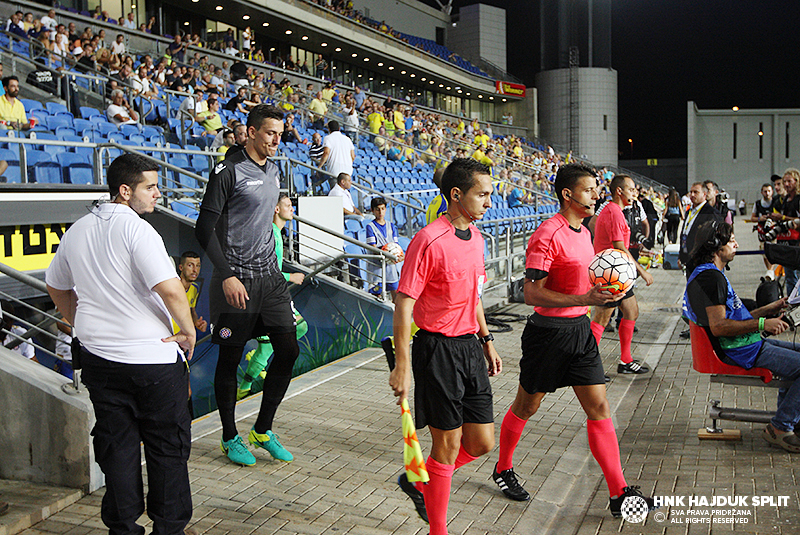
[382,242,403,263]
[588,248,637,295]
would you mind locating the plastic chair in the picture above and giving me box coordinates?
[57,152,94,184]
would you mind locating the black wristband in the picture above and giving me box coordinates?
[478,333,494,345]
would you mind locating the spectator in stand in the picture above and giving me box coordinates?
[111,34,125,56]
[309,131,324,165]
[209,67,226,94]
[329,173,364,219]
[107,89,139,126]
[224,123,248,160]
[224,42,239,57]
[0,77,29,131]
[41,9,57,34]
[321,82,336,104]
[197,98,223,136]
[96,29,107,49]
[167,34,186,63]
[225,86,249,113]
[123,12,136,30]
[374,126,388,154]
[353,85,366,111]
[342,97,359,142]
[281,113,307,145]
[308,91,327,130]
[314,54,328,78]
[5,12,26,39]
[178,87,206,122]
[1,301,36,361]
[131,65,159,99]
[74,42,96,73]
[217,129,235,162]
[241,26,251,58]
[320,120,355,186]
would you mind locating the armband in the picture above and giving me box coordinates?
[525,268,548,281]
[758,317,765,331]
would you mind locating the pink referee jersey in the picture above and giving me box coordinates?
[593,202,630,253]
[525,213,594,318]
[397,216,486,337]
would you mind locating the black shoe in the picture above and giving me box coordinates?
[491,463,530,501]
[679,328,690,339]
[604,374,611,383]
[604,323,615,333]
[609,486,656,518]
[617,360,650,374]
[398,473,428,523]
[382,337,395,371]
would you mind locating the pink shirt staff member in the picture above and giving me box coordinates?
[390,158,501,535]
[590,174,654,374]
[490,163,656,519]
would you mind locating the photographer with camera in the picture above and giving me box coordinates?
[684,220,800,453]
[767,169,800,295]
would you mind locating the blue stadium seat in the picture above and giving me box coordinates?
[57,152,94,184]
[20,99,43,111]
[55,126,77,138]
[27,150,61,183]
[119,124,141,138]
[73,118,93,132]
[0,148,20,183]
[107,132,125,143]
[45,102,69,115]
[171,200,199,219]
[344,243,367,290]
[80,106,100,120]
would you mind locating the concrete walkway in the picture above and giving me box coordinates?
[8,221,800,534]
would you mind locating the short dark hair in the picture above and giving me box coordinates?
[441,158,491,203]
[609,174,630,197]
[553,163,596,205]
[107,153,159,197]
[277,192,289,203]
[690,220,732,267]
[247,104,284,130]
[328,120,340,132]
[179,251,200,265]
[1,76,18,90]
[370,196,387,210]
[762,183,773,190]
[336,172,350,185]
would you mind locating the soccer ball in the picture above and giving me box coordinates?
[588,248,637,295]
[382,242,404,263]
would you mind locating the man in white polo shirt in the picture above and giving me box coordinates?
[319,120,355,186]
[46,153,196,535]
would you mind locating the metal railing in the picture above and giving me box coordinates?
[0,261,79,394]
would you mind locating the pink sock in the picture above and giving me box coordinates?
[423,456,455,535]
[586,418,627,497]
[454,444,478,469]
[590,321,605,345]
[497,408,527,472]
[618,319,635,364]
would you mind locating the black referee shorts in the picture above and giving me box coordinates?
[411,329,494,431]
[601,287,635,308]
[519,314,606,394]
[210,270,296,346]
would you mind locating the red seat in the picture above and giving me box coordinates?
[689,322,775,383]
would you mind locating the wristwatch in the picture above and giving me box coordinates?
[478,333,494,345]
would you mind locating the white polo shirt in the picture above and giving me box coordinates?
[46,203,181,365]
[322,131,354,177]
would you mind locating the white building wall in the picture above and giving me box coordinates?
[536,67,617,166]
[687,102,800,200]
[354,0,449,42]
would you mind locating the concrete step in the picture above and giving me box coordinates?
[0,480,83,535]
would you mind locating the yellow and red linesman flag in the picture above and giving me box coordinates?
[401,398,429,483]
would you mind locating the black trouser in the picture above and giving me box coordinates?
[80,349,192,535]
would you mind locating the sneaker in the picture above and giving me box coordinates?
[221,435,256,466]
[762,423,800,453]
[491,464,530,501]
[604,323,615,333]
[398,473,428,523]
[249,428,293,462]
[609,485,656,518]
[679,328,690,339]
[617,360,650,374]
[236,387,251,401]
[604,374,611,383]
[382,337,396,371]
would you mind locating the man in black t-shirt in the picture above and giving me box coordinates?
[770,170,800,294]
[196,105,299,467]
[225,86,249,113]
[685,221,800,453]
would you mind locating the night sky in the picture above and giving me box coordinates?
[419,0,800,160]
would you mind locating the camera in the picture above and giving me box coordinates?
[782,305,800,330]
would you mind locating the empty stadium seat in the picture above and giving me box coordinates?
[45,102,70,115]
[171,200,199,219]
[57,152,94,184]
[80,106,100,120]
[26,150,61,184]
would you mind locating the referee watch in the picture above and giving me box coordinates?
[478,333,494,345]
